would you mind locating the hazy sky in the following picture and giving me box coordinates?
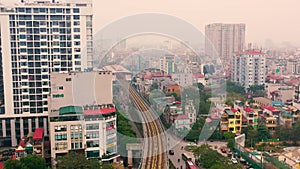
[7,0,300,46]
[92,0,300,46]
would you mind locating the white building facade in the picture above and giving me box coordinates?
[49,71,118,164]
[0,0,93,146]
[231,51,266,89]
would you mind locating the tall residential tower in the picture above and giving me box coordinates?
[231,50,266,89]
[205,23,245,60]
[0,0,93,146]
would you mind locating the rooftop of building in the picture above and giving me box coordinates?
[264,106,281,113]
[103,64,130,73]
[224,109,235,116]
[244,107,253,113]
[193,73,205,78]
[174,114,188,120]
[235,50,264,56]
[0,0,92,8]
[160,79,179,87]
[50,104,115,117]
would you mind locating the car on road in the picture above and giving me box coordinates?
[220,148,226,153]
[169,150,174,155]
[231,157,238,164]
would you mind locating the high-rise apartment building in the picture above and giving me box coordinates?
[0,0,93,146]
[287,59,300,75]
[160,54,175,74]
[205,23,245,60]
[231,50,266,89]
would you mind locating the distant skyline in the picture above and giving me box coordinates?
[92,0,300,47]
[7,0,300,46]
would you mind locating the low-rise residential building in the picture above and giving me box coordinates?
[259,106,278,131]
[185,100,197,124]
[160,79,181,99]
[220,108,242,135]
[174,115,190,130]
[242,107,259,129]
[277,107,293,127]
[49,71,118,165]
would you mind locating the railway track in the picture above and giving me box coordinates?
[129,85,166,169]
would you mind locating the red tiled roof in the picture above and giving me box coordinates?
[265,106,281,113]
[84,107,116,115]
[174,114,188,120]
[210,113,219,119]
[173,101,181,105]
[193,73,204,78]
[246,51,264,55]
[244,107,253,113]
[268,75,283,80]
[18,140,25,148]
[144,75,152,79]
[152,74,171,78]
[289,79,300,84]
[206,118,212,123]
[231,108,238,113]
[33,128,44,141]
[270,90,279,94]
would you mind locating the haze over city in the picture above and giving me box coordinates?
[4,0,300,47]
[1,0,300,169]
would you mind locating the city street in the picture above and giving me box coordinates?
[166,132,227,168]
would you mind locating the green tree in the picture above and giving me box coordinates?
[223,132,235,150]
[4,159,21,169]
[101,164,114,169]
[56,152,100,169]
[226,81,245,95]
[275,125,292,142]
[257,124,271,141]
[166,92,181,101]
[5,155,46,169]
[248,84,265,97]
[292,121,300,142]
[149,82,158,91]
[223,131,235,140]
[20,155,47,169]
[186,130,200,142]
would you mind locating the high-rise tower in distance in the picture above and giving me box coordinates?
[0,0,93,146]
[205,23,245,61]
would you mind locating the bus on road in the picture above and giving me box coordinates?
[186,160,196,169]
[182,153,192,162]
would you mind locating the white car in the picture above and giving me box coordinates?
[231,157,238,164]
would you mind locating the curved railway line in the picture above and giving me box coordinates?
[129,85,167,169]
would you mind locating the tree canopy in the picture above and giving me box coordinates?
[56,152,102,169]
[4,155,47,169]
[192,144,243,169]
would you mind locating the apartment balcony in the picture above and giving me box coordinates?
[220,125,228,131]
[265,123,277,128]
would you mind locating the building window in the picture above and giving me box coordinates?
[52,94,64,98]
[71,142,82,149]
[54,125,67,132]
[86,131,99,139]
[73,8,80,13]
[55,133,67,141]
[86,123,99,130]
[55,142,67,150]
[86,140,99,148]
